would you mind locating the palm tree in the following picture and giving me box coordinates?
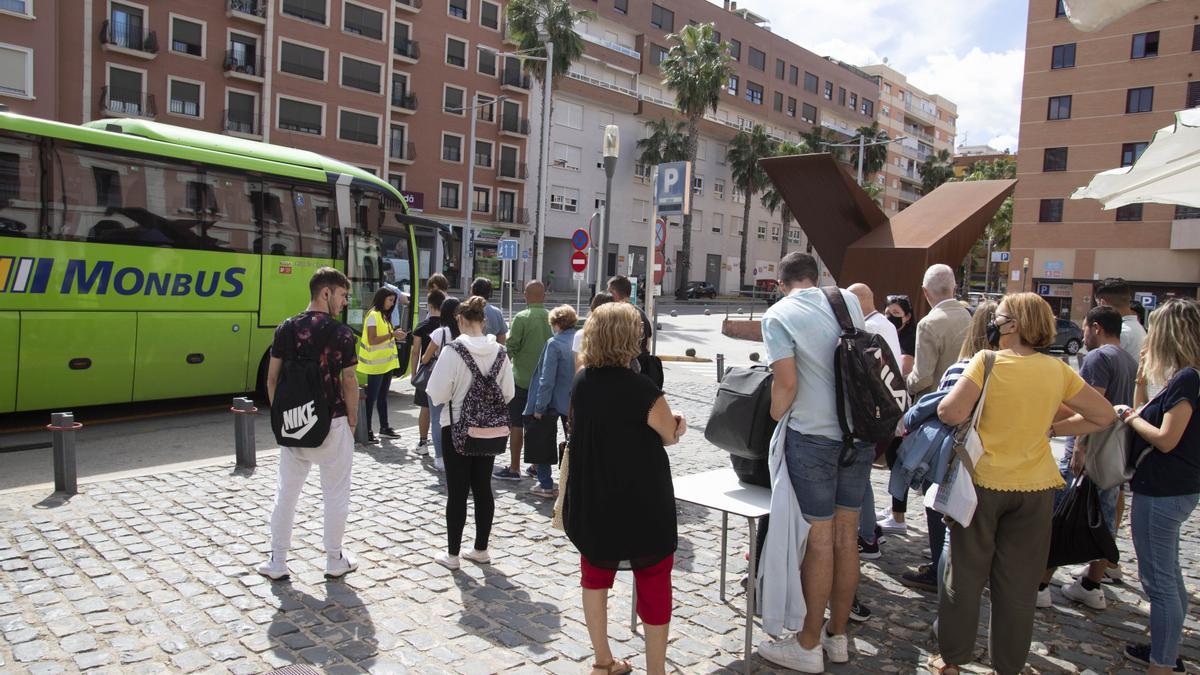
[505,0,594,275]
[660,22,732,292]
[849,122,889,181]
[727,125,775,291]
[760,140,806,260]
[635,118,688,171]
[957,155,1017,293]
[800,126,845,162]
[919,148,955,194]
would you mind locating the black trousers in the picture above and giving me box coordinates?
[441,426,496,555]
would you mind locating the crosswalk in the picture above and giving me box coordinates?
[663,360,722,382]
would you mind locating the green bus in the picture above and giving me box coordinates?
[0,113,426,413]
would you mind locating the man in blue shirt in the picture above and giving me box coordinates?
[470,277,508,344]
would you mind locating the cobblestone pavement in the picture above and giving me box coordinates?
[0,375,1196,674]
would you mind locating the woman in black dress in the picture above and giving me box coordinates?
[565,302,687,675]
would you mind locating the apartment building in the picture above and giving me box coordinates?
[860,64,957,214]
[1012,0,1200,319]
[0,0,532,290]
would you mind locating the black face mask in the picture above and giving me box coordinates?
[887,315,904,330]
[986,322,1002,346]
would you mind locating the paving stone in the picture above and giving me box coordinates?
[60,632,98,653]
[13,640,51,662]
[169,650,211,673]
[72,650,112,670]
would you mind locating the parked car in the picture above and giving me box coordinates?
[1050,318,1084,355]
[681,280,718,300]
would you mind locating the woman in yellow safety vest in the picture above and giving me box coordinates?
[358,287,406,444]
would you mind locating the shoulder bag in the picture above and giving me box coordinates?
[926,350,995,527]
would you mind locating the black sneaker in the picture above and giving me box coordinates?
[857,536,881,560]
[874,524,887,545]
[379,427,400,438]
[901,563,939,593]
[366,432,379,444]
[1124,643,1185,672]
[849,597,870,622]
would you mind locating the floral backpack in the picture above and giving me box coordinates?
[447,342,509,456]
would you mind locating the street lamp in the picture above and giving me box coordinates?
[821,133,908,186]
[599,124,619,287]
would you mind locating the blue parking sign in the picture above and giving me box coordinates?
[655,161,691,216]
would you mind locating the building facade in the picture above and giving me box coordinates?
[1012,0,1200,319]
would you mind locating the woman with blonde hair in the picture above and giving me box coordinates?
[928,293,1115,675]
[565,302,686,675]
[1117,298,1200,673]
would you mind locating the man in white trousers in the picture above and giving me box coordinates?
[257,267,360,581]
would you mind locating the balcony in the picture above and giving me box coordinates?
[389,141,416,164]
[391,91,417,113]
[903,100,938,126]
[904,126,934,144]
[396,0,422,12]
[503,21,519,46]
[576,30,640,60]
[497,159,527,182]
[498,206,529,225]
[224,109,261,137]
[99,87,156,118]
[100,20,158,59]
[227,0,267,22]
[500,115,530,137]
[565,70,637,98]
[223,50,265,81]
[899,187,923,203]
[393,39,420,63]
[501,68,531,92]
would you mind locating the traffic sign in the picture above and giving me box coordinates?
[991,251,1011,263]
[498,238,519,261]
[571,250,587,272]
[572,271,585,281]
[655,218,666,251]
[653,251,665,285]
[571,228,590,251]
[655,161,691,216]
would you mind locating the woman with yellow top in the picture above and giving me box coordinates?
[358,287,406,444]
[927,292,1114,675]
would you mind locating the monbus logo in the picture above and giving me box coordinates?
[0,256,246,297]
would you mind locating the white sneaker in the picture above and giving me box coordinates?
[324,552,358,578]
[1071,563,1123,584]
[758,635,823,673]
[415,439,430,455]
[1062,578,1107,610]
[461,549,491,565]
[1036,586,1052,608]
[433,457,445,472]
[820,621,849,664]
[878,514,907,534]
[875,507,891,521]
[435,553,460,570]
[256,556,289,581]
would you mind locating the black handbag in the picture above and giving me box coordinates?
[522,409,560,465]
[705,365,776,460]
[411,358,434,391]
[1046,476,1120,569]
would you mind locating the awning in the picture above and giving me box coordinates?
[1072,107,1200,209]
[1061,0,1165,31]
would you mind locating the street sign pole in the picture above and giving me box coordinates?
[576,273,581,311]
[647,165,659,354]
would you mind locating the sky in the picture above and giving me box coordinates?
[734,0,1028,152]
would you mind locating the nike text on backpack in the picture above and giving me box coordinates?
[821,287,907,465]
[706,365,776,460]
[447,341,510,456]
[271,319,338,448]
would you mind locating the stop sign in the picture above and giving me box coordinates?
[571,250,587,272]
[653,251,665,285]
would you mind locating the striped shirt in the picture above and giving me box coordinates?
[938,359,970,393]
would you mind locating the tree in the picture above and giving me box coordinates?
[660,22,732,291]
[862,182,885,207]
[800,126,845,162]
[727,125,775,291]
[956,155,1016,293]
[919,148,955,194]
[849,122,889,182]
[760,140,806,260]
[505,0,594,277]
[635,118,688,169]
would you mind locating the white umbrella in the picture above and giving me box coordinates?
[1071,107,1200,209]
[1062,0,1166,31]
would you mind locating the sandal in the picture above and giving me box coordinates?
[926,655,960,674]
[591,657,633,674]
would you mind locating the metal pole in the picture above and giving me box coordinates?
[602,155,617,283]
[856,134,865,186]
[355,386,369,445]
[984,237,993,295]
[646,165,659,338]
[48,411,78,495]
[576,275,581,310]
[535,38,553,281]
[716,353,725,382]
[232,397,257,469]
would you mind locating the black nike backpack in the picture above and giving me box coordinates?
[271,318,337,448]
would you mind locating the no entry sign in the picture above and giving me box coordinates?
[571,250,587,272]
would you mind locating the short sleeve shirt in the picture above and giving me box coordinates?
[1132,368,1200,497]
[271,311,357,418]
[1120,314,1147,362]
[1066,344,1137,453]
[962,351,1085,491]
[412,316,440,345]
[484,302,508,338]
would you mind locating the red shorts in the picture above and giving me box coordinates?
[580,554,673,625]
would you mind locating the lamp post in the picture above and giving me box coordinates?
[822,133,907,187]
[599,124,619,287]
[1022,256,1030,292]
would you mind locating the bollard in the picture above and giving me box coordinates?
[355,386,369,445]
[716,353,725,382]
[231,397,257,469]
[47,412,80,495]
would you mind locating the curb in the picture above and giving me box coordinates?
[657,355,713,363]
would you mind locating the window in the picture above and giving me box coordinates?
[446,36,467,67]
[803,72,818,94]
[475,140,493,167]
[787,96,796,117]
[0,44,32,97]
[748,47,765,71]
[480,1,499,30]
[650,4,673,31]
[282,0,326,24]
[1116,204,1143,221]
[838,86,846,106]
[443,85,465,114]
[1039,198,1063,222]
[389,125,408,159]
[278,96,323,135]
[714,178,725,200]
[650,43,668,66]
[343,2,383,39]
[716,144,726,165]
[226,90,257,134]
[788,65,798,86]
[473,186,490,213]
[729,39,740,60]
[0,0,29,16]
[801,103,816,124]
[1055,0,1066,17]
[732,216,743,235]
[1047,95,1071,120]
[849,92,857,109]
[732,187,744,204]
[757,221,767,240]
[228,33,260,75]
[167,79,201,117]
[712,213,723,234]
[1195,24,1200,51]
[441,133,462,162]
[477,47,496,76]
[614,0,627,14]
[823,81,832,100]
[341,56,381,93]
[388,174,404,192]
[1131,31,1159,59]
[550,185,579,213]
[170,17,204,57]
[771,224,780,241]
[1189,81,1200,108]
[106,66,145,115]
[1126,86,1153,113]
[692,175,703,196]
[339,109,378,144]
[773,91,784,112]
[745,81,763,105]
[448,0,468,20]
[775,59,785,80]
[862,99,874,116]
[1175,204,1200,219]
[280,41,325,80]
[712,29,721,44]
[788,227,800,243]
[1043,147,1068,172]
[1121,142,1147,167]
[691,210,702,230]
[184,181,217,214]
[552,143,581,171]
[439,181,461,209]
[726,74,738,95]
[1051,43,1076,69]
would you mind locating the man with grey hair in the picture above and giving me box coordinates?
[906,264,970,398]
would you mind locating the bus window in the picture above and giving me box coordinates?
[203,170,258,253]
[0,136,39,239]
[258,181,298,256]
[294,186,335,259]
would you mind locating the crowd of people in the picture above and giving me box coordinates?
[254,260,1198,674]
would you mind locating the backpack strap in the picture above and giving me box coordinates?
[821,286,856,336]
[487,346,507,379]
[448,341,484,379]
[820,287,858,467]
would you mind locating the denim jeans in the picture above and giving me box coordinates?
[784,430,873,521]
[1131,491,1199,668]
[535,463,554,490]
[365,373,392,432]
[429,403,444,459]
